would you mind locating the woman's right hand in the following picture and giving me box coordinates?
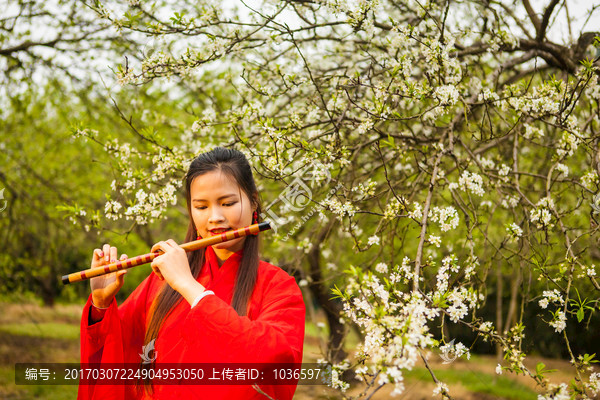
[90,244,129,309]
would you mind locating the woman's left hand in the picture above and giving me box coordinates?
[150,239,195,293]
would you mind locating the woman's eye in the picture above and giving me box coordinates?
[195,206,207,210]
[223,202,236,207]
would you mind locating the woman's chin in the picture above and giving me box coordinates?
[212,238,243,251]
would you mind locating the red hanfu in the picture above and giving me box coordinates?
[78,245,305,400]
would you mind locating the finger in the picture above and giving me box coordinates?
[151,260,164,280]
[93,249,104,261]
[110,246,117,264]
[151,241,166,254]
[119,254,129,272]
[91,249,104,268]
[115,270,127,289]
[168,240,186,255]
[155,267,164,280]
[103,244,111,262]
[164,239,182,255]
[153,267,164,280]
[165,239,180,249]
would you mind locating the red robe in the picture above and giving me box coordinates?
[78,245,305,400]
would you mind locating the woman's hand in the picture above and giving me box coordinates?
[150,239,197,295]
[90,244,129,309]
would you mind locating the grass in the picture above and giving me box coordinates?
[404,367,538,400]
[0,365,79,400]
[0,323,79,341]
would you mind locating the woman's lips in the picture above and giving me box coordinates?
[209,229,231,236]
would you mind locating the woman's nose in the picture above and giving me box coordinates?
[208,207,225,223]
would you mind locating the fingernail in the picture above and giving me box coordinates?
[99,251,104,257]
[111,259,116,263]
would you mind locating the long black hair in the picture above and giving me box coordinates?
[139,146,262,394]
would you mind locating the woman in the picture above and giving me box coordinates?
[79,147,305,399]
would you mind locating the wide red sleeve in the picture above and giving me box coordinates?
[78,274,155,400]
[181,271,305,399]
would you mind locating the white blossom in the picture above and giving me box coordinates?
[375,262,388,274]
[478,88,499,102]
[538,383,570,400]
[432,382,449,396]
[556,131,580,158]
[357,119,374,134]
[530,197,555,229]
[191,120,202,133]
[455,170,485,196]
[428,235,441,248]
[506,223,523,240]
[326,198,357,217]
[501,195,520,209]
[581,170,599,190]
[498,164,511,177]
[477,156,495,170]
[430,206,459,232]
[480,321,494,333]
[555,163,569,177]
[408,202,423,220]
[104,200,123,220]
[368,235,380,246]
[384,197,405,220]
[523,124,544,140]
[434,85,459,106]
[549,311,567,333]
[588,372,600,396]
[540,289,564,307]
[352,179,377,198]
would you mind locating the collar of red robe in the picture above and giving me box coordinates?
[205,244,244,272]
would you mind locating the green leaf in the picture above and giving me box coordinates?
[536,363,545,374]
[330,284,345,300]
[577,307,584,322]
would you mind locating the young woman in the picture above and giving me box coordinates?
[79,147,305,399]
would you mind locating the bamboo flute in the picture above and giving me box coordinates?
[61,222,271,284]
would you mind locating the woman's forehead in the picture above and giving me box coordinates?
[191,170,242,200]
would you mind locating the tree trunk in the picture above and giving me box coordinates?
[495,263,503,367]
[306,220,347,363]
[39,273,56,307]
[505,265,522,331]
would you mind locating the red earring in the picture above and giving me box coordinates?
[196,230,202,240]
[251,211,259,235]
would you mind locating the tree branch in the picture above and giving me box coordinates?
[537,0,561,41]
[522,0,541,35]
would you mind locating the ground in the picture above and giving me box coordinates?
[0,302,589,399]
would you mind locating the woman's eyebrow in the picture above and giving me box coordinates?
[192,194,238,202]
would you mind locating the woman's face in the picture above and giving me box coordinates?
[190,170,255,255]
